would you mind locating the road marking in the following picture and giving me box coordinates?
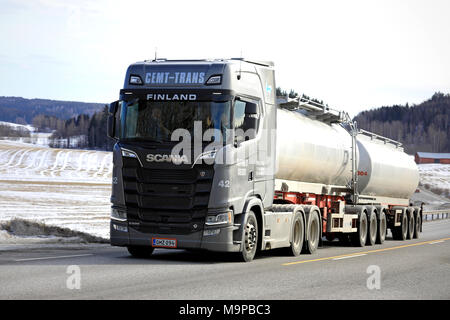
[15,254,93,262]
[333,253,367,260]
[429,240,445,245]
[283,237,450,266]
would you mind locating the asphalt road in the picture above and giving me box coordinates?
[0,219,449,300]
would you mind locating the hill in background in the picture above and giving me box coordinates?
[0,96,105,124]
[354,92,450,155]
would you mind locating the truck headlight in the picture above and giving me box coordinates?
[206,210,233,225]
[111,208,127,221]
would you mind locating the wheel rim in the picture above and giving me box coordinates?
[402,215,407,237]
[380,216,386,240]
[370,216,376,239]
[245,220,257,252]
[310,218,318,247]
[361,217,367,241]
[293,220,301,246]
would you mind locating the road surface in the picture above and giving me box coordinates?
[0,219,449,299]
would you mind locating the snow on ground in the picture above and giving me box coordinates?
[418,164,450,191]
[410,163,450,211]
[0,139,112,242]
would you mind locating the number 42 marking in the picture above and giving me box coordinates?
[218,180,230,188]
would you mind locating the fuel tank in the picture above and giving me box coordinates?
[275,108,419,200]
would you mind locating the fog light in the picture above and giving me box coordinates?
[203,229,220,236]
[112,223,128,232]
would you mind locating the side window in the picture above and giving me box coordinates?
[233,98,260,143]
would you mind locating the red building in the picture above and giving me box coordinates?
[415,152,450,164]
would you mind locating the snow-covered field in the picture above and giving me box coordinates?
[418,164,450,191]
[0,139,112,243]
[409,163,450,211]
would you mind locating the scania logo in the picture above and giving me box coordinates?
[146,154,189,165]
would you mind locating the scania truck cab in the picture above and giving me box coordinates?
[108,58,278,262]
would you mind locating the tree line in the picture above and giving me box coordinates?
[354,92,450,155]
[32,106,114,151]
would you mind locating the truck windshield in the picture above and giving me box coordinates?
[119,99,231,143]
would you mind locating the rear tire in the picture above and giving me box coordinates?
[366,210,377,246]
[393,212,407,241]
[351,211,367,247]
[414,213,421,239]
[376,211,387,244]
[239,211,258,262]
[289,212,304,256]
[407,212,415,240]
[127,246,155,258]
[302,211,320,254]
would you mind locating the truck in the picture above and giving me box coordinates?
[107,58,420,262]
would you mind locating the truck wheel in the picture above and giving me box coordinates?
[289,212,304,256]
[240,211,258,262]
[351,212,367,247]
[407,213,415,240]
[393,212,407,241]
[366,211,377,246]
[413,214,421,239]
[127,246,154,258]
[302,211,320,254]
[376,211,387,244]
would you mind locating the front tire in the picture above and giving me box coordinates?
[239,211,258,262]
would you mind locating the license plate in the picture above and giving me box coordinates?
[152,238,177,248]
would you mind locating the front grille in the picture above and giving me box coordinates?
[122,157,213,234]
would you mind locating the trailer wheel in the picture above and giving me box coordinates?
[366,211,377,246]
[239,210,258,262]
[127,246,154,258]
[289,212,304,256]
[407,213,415,240]
[351,212,367,247]
[376,211,387,244]
[302,211,320,254]
[414,213,421,239]
[393,212,407,241]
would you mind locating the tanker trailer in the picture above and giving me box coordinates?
[274,97,420,251]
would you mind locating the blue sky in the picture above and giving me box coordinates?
[1,0,449,116]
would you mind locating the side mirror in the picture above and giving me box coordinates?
[109,101,119,115]
[107,101,119,139]
[107,115,116,139]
